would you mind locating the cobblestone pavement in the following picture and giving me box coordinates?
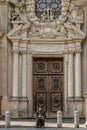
[0,119,86,130]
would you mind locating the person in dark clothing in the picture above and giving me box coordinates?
[35,107,46,128]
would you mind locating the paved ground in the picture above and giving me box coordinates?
[0,128,87,130]
[0,118,86,130]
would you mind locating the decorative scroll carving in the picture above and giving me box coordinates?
[51,76,63,91]
[36,93,47,112]
[34,76,47,91]
[50,59,63,74]
[34,59,48,74]
[51,93,62,112]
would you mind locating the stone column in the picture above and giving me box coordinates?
[68,51,74,98]
[75,49,82,97]
[84,92,87,124]
[21,51,27,97]
[27,53,33,117]
[12,49,19,97]
[20,39,28,98]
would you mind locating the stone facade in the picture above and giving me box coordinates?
[0,0,87,118]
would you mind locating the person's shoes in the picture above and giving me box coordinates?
[42,125,45,128]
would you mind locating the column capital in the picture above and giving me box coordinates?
[12,49,19,54]
[20,50,27,54]
[68,50,75,54]
[75,49,82,53]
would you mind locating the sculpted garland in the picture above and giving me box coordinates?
[8,0,84,37]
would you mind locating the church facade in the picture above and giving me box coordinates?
[0,0,87,118]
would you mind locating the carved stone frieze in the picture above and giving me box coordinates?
[31,44,64,54]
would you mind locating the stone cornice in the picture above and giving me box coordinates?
[73,37,86,43]
[8,37,21,43]
[8,36,85,45]
[21,38,29,43]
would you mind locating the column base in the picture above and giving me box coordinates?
[10,98,29,118]
[0,96,2,115]
[84,121,87,127]
[66,98,84,118]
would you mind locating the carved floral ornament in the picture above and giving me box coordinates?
[7,0,86,38]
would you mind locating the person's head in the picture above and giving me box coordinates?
[38,107,42,111]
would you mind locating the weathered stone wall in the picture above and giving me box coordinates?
[0,1,8,115]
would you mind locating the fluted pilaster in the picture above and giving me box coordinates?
[75,49,82,97]
[68,50,74,98]
[12,49,19,97]
[21,50,27,97]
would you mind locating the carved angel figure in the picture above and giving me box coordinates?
[9,0,29,23]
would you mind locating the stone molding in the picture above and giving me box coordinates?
[67,97,84,102]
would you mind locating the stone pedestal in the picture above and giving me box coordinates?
[10,99,19,118]
[10,98,29,118]
[18,98,29,118]
[66,98,84,118]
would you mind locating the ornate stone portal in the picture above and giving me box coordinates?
[5,0,86,118]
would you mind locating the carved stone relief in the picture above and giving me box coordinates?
[7,0,86,38]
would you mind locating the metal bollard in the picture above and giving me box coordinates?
[74,111,79,128]
[5,111,10,128]
[57,110,62,128]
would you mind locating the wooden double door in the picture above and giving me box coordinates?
[33,58,64,117]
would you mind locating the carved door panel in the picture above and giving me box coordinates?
[33,58,63,117]
[33,75,49,112]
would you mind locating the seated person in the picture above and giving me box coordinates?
[35,107,46,128]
